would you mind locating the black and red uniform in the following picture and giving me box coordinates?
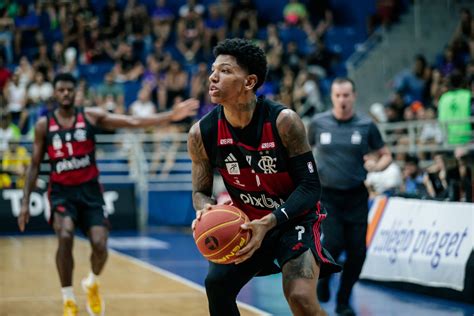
[46,107,107,233]
[200,97,340,315]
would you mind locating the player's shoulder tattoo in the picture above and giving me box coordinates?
[276,109,311,157]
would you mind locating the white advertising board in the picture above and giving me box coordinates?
[361,197,473,291]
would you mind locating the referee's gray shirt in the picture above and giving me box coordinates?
[308,111,385,190]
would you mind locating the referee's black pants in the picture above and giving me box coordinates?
[319,184,369,305]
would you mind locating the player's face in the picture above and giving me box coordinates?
[54,81,76,108]
[209,54,248,105]
[331,81,356,119]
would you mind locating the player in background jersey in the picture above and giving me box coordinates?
[188,38,341,316]
[17,73,198,316]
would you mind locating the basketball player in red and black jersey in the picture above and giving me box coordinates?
[17,73,198,316]
[188,38,341,316]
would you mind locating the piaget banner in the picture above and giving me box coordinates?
[361,197,473,291]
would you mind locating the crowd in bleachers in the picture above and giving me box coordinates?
[0,0,349,188]
[365,7,473,203]
[0,0,348,136]
[0,0,470,202]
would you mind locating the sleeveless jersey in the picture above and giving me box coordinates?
[46,107,99,185]
[201,97,300,221]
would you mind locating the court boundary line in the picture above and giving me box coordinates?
[0,235,271,315]
[107,242,272,316]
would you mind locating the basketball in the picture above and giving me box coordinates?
[194,205,251,264]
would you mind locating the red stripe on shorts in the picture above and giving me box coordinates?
[312,210,330,264]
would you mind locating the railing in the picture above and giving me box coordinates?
[377,117,474,155]
[2,130,192,231]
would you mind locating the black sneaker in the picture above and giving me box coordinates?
[317,280,330,303]
[335,303,356,316]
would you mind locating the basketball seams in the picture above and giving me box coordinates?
[194,210,245,243]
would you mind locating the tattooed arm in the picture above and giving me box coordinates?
[272,109,322,225]
[187,122,216,232]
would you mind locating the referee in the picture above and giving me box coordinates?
[308,78,392,316]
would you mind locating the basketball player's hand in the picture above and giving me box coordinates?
[192,203,213,238]
[192,201,231,238]
[171,98,199,122]
[234,214,276,264]
[18,204,30,232]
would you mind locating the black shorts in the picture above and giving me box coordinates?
[209,211,341,279]
[49,179,108,235]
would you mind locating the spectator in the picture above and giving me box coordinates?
[83,18,109,64]
[152,38,172,73]
[32,42,54,80]
[437,70,472,144]
[393,54,428,105]
[307,0,333,39]
[27,71,53,105]
[100,1,125,44]
[75,77,94,108]
[399,154,428,198]
[58,2,82,51]
[129,86,157,118]
[365,153,402,197]
[95,72,125,114]
[436,46,462,77]
[13,4,39,58]
[446,147,472,202]
[151,0,174,44]
[190,62,210,105]
[175,10,204,62]
[292,68,324,118]
[0,110,20,154]
[0,55,11,91]
[3,70,27,125]
[111,41,144,82]
[179,0,205,18]
[1,140,30,188]
[282,41,303,75]
[423,152,449,200]
[60,47,80,78]
[418,107,443,147]
[283,0,308,26]
[203,3,226,56]
[369,102,387,123]
[229,0,258,37]
[124,0,152,60]
[142,54,160,92]
[161,60,188,110]
[0,5,15,64]
[16,56,34,86]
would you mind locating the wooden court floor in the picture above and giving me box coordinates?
[0,236,262,316]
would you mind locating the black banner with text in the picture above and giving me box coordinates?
[0,184,137,233]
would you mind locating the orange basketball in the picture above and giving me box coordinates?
[194,204,251,264]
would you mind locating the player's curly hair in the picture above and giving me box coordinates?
[53,73,77,88]
[213,38,267,92]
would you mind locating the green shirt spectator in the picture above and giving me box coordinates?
[283,0,308,25]
[438,88,472,144]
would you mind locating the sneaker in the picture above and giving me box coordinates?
[335,303,356,316]
[317,279,330,303]
[63,300,78,316]
[81,279,105,316]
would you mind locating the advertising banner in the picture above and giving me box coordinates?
[361,197,473,291]
[0,184,137,233]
